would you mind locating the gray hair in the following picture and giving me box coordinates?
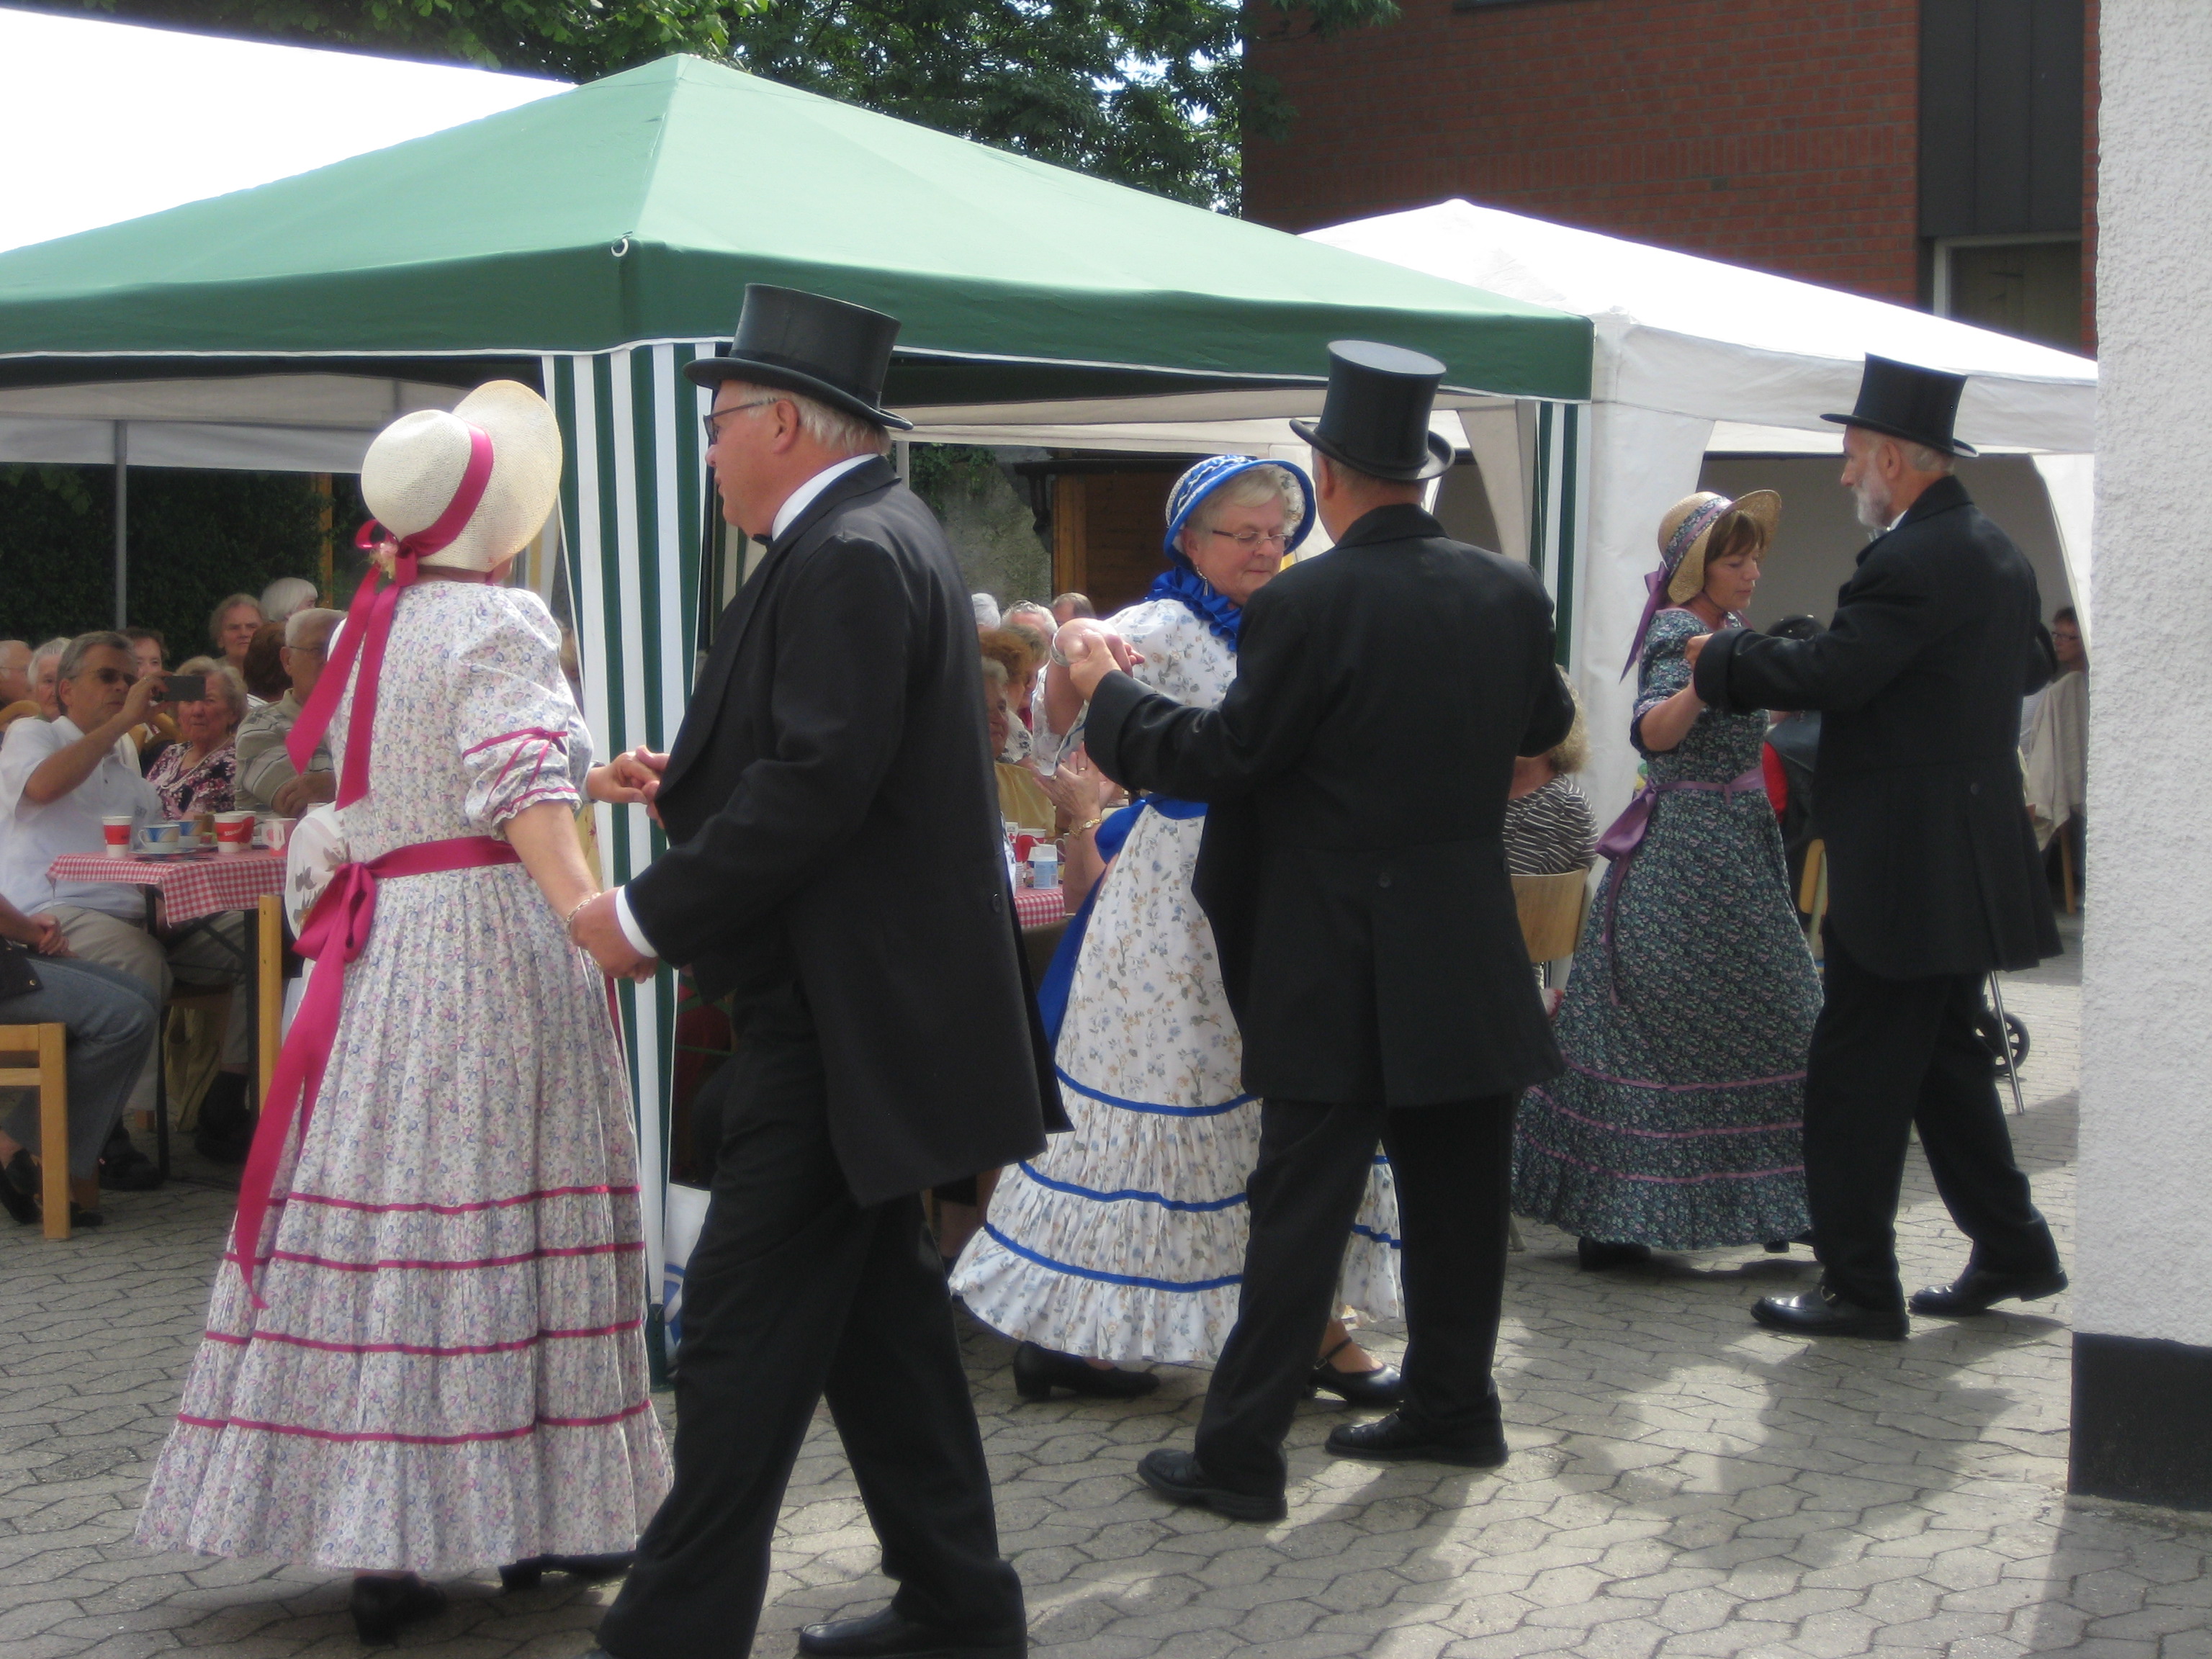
[720,379,889,459]
[259,577,320,621]
[207,593,263,645]
[57,631,132,685]
[979,657,1010,686]
[1004,602,1056,633]
[285,607,343,649]
[175,655,248,724]
[1182,464,1305,554]
[1902,441,1957,475]
[32,636,68,671]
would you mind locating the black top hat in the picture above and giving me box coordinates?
[1290,341,1455,482]
[1822,354,1977,457]
[683,284,914,432]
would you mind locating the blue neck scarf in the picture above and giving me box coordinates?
[1148,562,1244,651]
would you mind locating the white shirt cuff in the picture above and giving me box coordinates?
[611,886,657,958]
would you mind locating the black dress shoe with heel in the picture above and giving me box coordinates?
[796,1604,1027,1658]
[1135,1449,1287,1521]
[349,1575,447,1645]
[1324,1411,1508,1468]
[1010,1341,1159,1401]
[1309,1336,1404,1406]
[1751,1287,1907,1340]
[1909,1264,2068,1316]
[498,1552,635,1591]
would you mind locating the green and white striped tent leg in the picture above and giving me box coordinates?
[1527,400,1587,672]
[543,342,719,1296]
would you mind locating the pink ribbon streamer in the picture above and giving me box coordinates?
[287,423,497,805]
[230,835,521,1305]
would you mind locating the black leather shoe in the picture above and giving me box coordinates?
[1909,1265,2068,1317]
[1324,1411,1508,1468]
[796,1604,1027,1658]
[499,1551,635,1590]
[1577,1238,1653,1270]
[1135,1448,1287,1522]
[0,1165,34,1226]
[349,1575,446,1645]
[1010,1342,1159,1401]
[1752,1288,1907,1340]
[1310,1357,1405,1407]
[99,1148,163,1191]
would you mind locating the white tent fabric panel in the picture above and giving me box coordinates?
[0,9,562,256]
[2032,454,2096,644]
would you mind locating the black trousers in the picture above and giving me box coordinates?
[598,999,1022,1659]
[1805,926,2061,1311]
[1194,1094,1516,1498]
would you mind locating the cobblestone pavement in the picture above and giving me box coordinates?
[4,939,2208,1659]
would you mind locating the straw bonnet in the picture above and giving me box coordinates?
[1656,489,1781,605]
[359,381,563,572]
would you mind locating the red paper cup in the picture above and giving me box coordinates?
[102,815,133,855]
[213,811,256,853]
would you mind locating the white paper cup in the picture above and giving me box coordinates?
[102,814,134,857]
[213,810,256,854]
[257,817,293,852]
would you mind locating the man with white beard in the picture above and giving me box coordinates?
[1683,356,2067,1340]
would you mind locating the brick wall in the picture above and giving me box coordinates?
[1244,0,1925,302]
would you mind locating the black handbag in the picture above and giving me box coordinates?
[0,940,43,1002]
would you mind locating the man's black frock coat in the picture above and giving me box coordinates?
[626,457,1060,1206]
[1086,503,1575,1109]
[1693,475,2059,979]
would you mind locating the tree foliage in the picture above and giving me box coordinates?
[74,0,1397,207]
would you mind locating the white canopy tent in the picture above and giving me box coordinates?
[1305,199,2099,837]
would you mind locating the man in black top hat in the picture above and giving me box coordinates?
[1064,341,1574,1519]
[572,285,1056,1659]
[1686,354,2067,1340]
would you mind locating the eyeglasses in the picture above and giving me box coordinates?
[701,397,784,447]
[72,668,133,688]
[1208,528,1290,551]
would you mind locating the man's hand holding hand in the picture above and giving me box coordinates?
[1056,621,1142,701]
[567,891,657,982]
[588,747,669,825]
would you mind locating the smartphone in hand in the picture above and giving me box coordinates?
[163,673,207,703]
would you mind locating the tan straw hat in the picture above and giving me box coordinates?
[360,380,562,572]
[1657,489,1781,605]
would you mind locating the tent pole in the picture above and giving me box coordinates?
[112,422,128,628]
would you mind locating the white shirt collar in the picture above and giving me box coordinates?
[770,453,878,542]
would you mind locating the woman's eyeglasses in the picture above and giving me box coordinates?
[1208,529,1290,551]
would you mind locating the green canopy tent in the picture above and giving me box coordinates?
[0,53,1591,1286]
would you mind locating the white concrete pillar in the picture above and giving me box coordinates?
[2072,0,2212,1511]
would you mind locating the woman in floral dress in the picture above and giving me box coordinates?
[953,456,1403,1403]
[137,384,670,1644]
[1512,490,1820,1267]
[144,657,243,817]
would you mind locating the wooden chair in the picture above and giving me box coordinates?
[0,1024,73,1239]
[1798,839,1830,960]
[1512,869,1591,984]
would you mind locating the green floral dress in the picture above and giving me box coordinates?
[1511,608,1820,1249]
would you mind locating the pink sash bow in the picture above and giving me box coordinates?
[230,835,521,1305]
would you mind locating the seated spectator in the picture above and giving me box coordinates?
[982,658,1053,831]
[1051,592,1095,624]
[0,634,257,1164]
[118,627,181,765]
[258,575,320,624]
[0,640,35,732]
[235,607,339,815]
[29,637,67,719]
[240,622,288,705]
[0,892,158,1228]
[980,626,1044,756]
[2023,604,2087,888]
[1003,601,1056,655]
[1504,687,1596,876]
[971,592,1002,632]
[123,627,166,680]
[148,659,244,820]
[207,593,264,679]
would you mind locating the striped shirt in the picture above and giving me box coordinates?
[1503,775,1596,876]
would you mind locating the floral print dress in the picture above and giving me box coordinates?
[137,581,670,1572]
[952,598,1403,1364]
[147,739,238,819]
[1511,608,1819,1249]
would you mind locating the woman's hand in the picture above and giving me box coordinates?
[586,746,667,824]
[1054,621,1143,701]
[1037,747,1120,828]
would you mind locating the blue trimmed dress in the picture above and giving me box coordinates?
[1511,608,1819,1249]
[952,598,1403,1363]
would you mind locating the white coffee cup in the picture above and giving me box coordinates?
[257,817,292,853]
[135,821,184,855]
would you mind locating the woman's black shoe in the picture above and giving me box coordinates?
[498,1552,635,1591]
[1309,1336,1406,1406]
[1577,1238,1653,1271]
[4,1148,36,1197]
[0,1166,35,1225]
[1011,1341,1159,1401]
[349,1574,446,1645]
[100,1148,163,1191]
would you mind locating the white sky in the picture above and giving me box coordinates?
[0,6,566,255]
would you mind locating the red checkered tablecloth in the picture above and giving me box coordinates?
[1013,884,1066,930]
[49,848,287,927]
